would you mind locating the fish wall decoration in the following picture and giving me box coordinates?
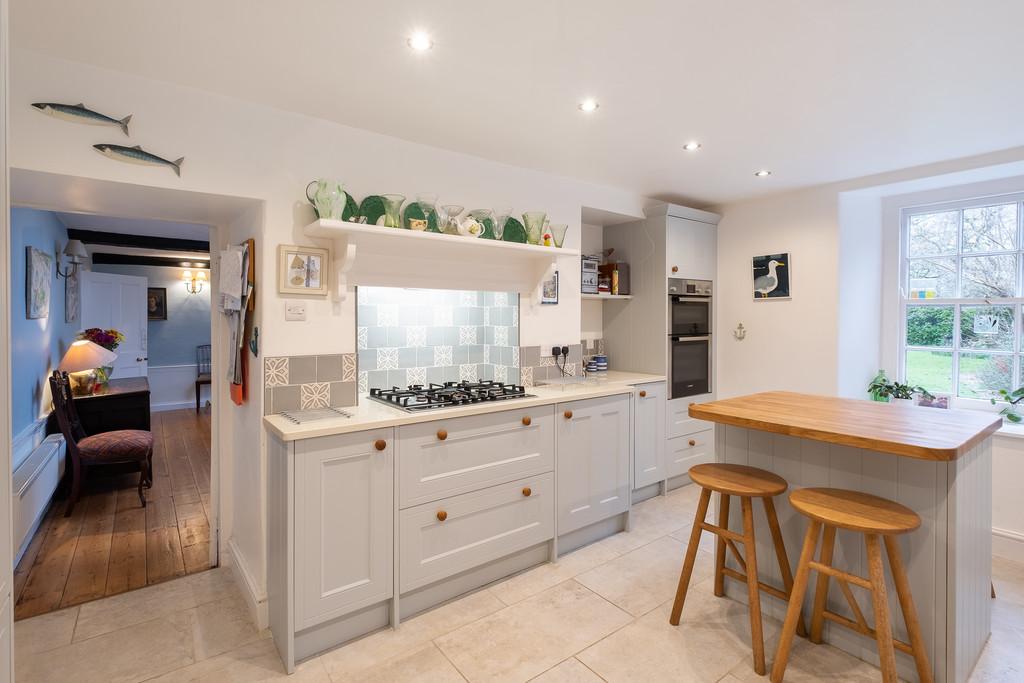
[93,144,185,177]
[32,102,132,136]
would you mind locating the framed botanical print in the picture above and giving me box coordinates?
[541,270,559,305]
[147,287,168,320]
[278,244,329,296]
[26,246,52,319]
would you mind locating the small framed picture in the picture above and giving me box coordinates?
[752,253,791,300]
[278,244,329,296]
[541,271,559,305]
[147,287,167,320]
[916,393,950,409]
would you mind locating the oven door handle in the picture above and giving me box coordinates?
[671,295,712,302]
[672,335,711,342]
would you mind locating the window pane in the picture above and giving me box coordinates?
[962,204,1018,253]
[906,306,953,347]
[960,305,1014,350]
[908,211,958,257]
[906,350,952,394]
[907,258,956,298]
[958,353,1012,399]
[960,254,1017,297]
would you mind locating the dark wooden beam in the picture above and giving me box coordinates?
[91,253,210,269]
[68,228,209,253]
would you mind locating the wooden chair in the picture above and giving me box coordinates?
[670,463,806,676]
[49,371,153,516]
[195,343,212,413]
[771,487,932,683]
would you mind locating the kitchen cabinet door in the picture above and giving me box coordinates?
[556,394,630,535]
[633,382,666,489]
[666,429,714,479]
[293,428,394,630]
[666,216,716,281]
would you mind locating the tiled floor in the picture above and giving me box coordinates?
[14,484,1024,682]
[14,409,212,620]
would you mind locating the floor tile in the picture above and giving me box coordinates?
[968,620,1024,682]
[168,593,266,662]
[728,636,882,682]
[320,588,503,681]
[14,605,78,656]
[576,536,712,617]
[354,643,466,683]
[992,555,1024,607]
[143,638,331,682]
[436,580,632,683]
[489,541,620,606]
[529,657,604,682]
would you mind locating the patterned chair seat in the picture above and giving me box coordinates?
[77,429,154,462]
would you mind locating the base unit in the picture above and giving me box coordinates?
[667,394,715,439]
[633,382,667,489]
[665,429,713,479]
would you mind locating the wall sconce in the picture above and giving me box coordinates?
[56,239,88,279]
[182,269,208,294]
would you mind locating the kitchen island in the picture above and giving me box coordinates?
[689,392,1002,683]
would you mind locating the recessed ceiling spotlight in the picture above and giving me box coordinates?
[683,141,702,151]
[578,98,599,113]
[407,31,433,51]
[754,169,772,177]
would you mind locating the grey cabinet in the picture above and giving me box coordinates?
[293,428,394,630]
[665,429,713,479]
[556,394,630,535]
[666,216,716,281]
[633,381,667,489]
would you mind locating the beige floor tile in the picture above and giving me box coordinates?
[729,636,883,682]
[168,593,266,662]
[968,621,1024,682]
[15,615,194,683]
[668,525,716,553]
[576,536,712,617]
[489,541,621,606]
[578,585,776,683]
[14,605,79,656]
[355,643,466,683]
[530,657,603,682]
[74,567,236,641]
[144,638,331,682]
[436,580,632,683]
[991,555,1024,607]
[320,588,503,681]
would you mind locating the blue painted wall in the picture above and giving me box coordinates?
[10,208,77,444]
[91,263,211,366]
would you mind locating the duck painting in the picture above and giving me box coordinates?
[752,254,790,299]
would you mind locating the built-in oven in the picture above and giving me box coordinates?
[668,278,712,399]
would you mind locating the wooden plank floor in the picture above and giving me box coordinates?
[13,408,212,620]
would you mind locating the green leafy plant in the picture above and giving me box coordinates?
[867,370,934,402]
[990,387,1024,423]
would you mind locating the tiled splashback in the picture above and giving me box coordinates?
[518,344,584,387]
[264,353,357,414]
[357,287,520,391]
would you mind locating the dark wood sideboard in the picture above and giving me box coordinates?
[47,376,151,436]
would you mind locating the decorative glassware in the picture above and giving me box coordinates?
[380,194,405,228]
[492,207,512,240]
[522,211,547,245]
[549,223,568,248]
[438,204,464,235]
[468,209,495,239]
[310,179,345,220]
[416,193,438,231]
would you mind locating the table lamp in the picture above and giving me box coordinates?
[58,340,118,395]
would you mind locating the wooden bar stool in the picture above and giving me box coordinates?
[670,463,807,676]
[771,488,932,683]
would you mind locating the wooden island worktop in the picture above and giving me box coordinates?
[689,391,998,683]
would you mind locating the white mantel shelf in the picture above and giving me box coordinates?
[304,219,580,300]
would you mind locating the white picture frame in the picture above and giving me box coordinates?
[278,244,329,296]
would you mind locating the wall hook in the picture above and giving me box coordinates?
[733,323,746,341]
[249,326,259,357]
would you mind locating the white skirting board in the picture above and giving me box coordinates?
[225,537,269,630]
[992,527,1024,564]
[147,364,211,411]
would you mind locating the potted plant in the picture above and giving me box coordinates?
[867,370,934,404]
[77,328,125,386]
[991,387,1024,423]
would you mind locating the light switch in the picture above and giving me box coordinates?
[285,301,307,321]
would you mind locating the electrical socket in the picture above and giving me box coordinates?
[551,346,562,357]
[560,345,569,357]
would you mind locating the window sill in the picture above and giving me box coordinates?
[995,423,1024,439]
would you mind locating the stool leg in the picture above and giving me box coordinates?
[763,496,807,638]
[714,494,731,597]
[810,524,837,643]
[884,535,933,683]
[670,487,712,625]
[865,534,898,683]
[770,520,821,683]
[741,496,766,675]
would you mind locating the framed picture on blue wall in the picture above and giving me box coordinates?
[26,246,52,319]
[148,287,167,320]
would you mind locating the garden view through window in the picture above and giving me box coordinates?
[902,195,1024,400]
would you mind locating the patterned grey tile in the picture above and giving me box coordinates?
[407,366,427,386]
[342,353,357,382]
[521,346,540,368]
[300,382,331,409]
[407,326,427,347]
[377,303,399,327]
[511,347,520,368]
[377,347,400,370]
[521,366,534,387]
[287,356,317,384]
[434,346,453,367]
[459,364,478,381]
[596,338,605,354]
[316,355,343,382]
[494,326,510,347]
[358,371,368,393]
[564,362,577,376]
[357,326,368,351]
[494,365,508,382]
[265,357,289,387]
[539,354,555,367]
[329,381,357,407]
[272,385,301,413]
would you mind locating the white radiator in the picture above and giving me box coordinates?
[12,434,66,565]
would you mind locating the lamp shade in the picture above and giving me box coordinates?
[58,340,118,373]
[63,239,88,261]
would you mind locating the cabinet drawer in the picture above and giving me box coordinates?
[398,407,554,508]
[399,473,554,593]
[665,429,714,479]
[667,396,715,439]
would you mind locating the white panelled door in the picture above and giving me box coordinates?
[80,271,149,377]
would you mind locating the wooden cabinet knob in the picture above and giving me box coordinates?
[522,416,531,426]
[639,390,647,397]
[437,429,448,441]
[436,510,447,522]
[522,487,532,497]
[672,265,679,273]
[688,439,696,446]
[374,439,386,451]
[564,410,573,419]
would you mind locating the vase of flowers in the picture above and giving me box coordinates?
[77,328,125,386]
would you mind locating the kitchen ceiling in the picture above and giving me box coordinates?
[11,1,1024,205]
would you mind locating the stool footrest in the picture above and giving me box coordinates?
[721,567,791,603]
[700,521,746,543]
[808,561,872,589]
[822,610,915,655]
